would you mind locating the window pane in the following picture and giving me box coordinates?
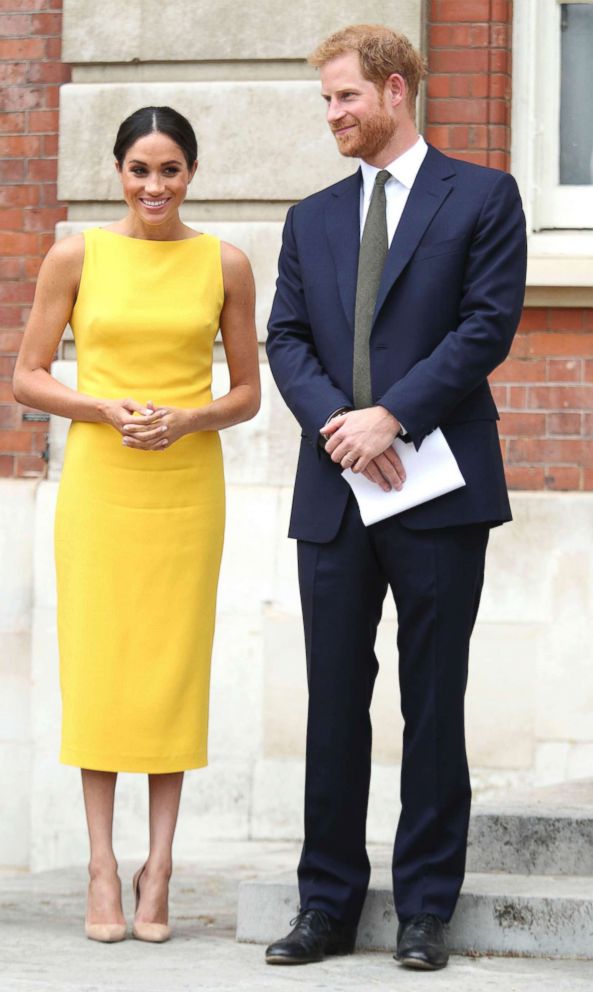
[559,4,593,185]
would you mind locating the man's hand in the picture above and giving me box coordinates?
[320,406,406,491]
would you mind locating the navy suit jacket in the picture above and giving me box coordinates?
[267,145,527,542]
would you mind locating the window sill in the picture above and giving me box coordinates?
[526,232,593,307]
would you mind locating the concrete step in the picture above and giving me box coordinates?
[237,869,593,958]
[467,779,593,876]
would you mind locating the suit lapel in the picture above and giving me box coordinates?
[325,170,361,332]
[373,146,456,321]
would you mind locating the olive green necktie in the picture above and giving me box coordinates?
[353,169,391,409]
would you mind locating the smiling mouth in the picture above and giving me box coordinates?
[140,198,171,209]
[333,125,356,136]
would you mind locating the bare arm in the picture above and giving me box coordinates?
[12,236,155,429]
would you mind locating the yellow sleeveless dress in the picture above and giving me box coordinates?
[55,228,225,773]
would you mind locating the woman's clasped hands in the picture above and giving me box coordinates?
[102,398,192,451]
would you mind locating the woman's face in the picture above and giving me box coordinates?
[116,131,197,227]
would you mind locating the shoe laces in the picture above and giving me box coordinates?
[409,913,443,937]
[289,909,332,934]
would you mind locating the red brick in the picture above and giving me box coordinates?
[0,331,23,352]
[45,35,61,59]
[0,405,18,429]
[491,0,511,19]
[547,358,582,382]
[548,308,585,331]
[454,150,488,165]
[0,231,39,256]
[0,355,15,375]
[585,360,593,383]
[26,158,57,181]
[488,100,509,126]
[491,358,545,383]
[489,49,509,73]
[428,99,489,124]
[468,125,488,149]
[582,310,593,331]
[544,466,582,491]
[449,125,469,147]
[0,111,25,132]
[0,207,23,230]
[427,75,452,98]
[547,412,582,436]
[44,85,61,109]
[0,430,34,453]
[505,465,545,490]
[0,37,46,60]
[38,231,54,255]
[0,381,16,402]
[31,11,61,34]
[0,257,22,279]
[429,49,489,73]
[528,385,593,410]
[488,150,509,170]
[0,0,49,9]
[0,183,39,207]
[499,411,545,436]
[0,304,23,327]
[14,453,45,478]
[0,13,30,35]
[583,467,593,490]
[0,281,34,304]
[23,206,64,232]
[26,61,69,84]
[0,454,14,477]
[429,25,454,47]
[519,309,550,333]
[0,134,41,157]
[27,108,58,132]
[525,334,593,357]
[488,124,510,149]
[491,23,510,48]
[23,255,42,279]
[0,159,25,182]
[42,132,58,156]
[29,430,48,454]
[432,0,491,20]
[508,438,587,466]
[489,74,511,99]
[0,83,42,111]
[509,386,526,408]
[468,74,489,99]
[584,413,593,436]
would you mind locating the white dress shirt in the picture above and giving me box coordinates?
[359,136,428,245]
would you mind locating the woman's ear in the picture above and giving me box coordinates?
[188,160,198,183]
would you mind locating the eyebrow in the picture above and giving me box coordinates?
[128,159,184,166]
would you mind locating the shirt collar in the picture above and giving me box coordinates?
[360,135,428,196]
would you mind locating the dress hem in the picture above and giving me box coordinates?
[59,748,208,774]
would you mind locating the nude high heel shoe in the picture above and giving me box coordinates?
[85,874,127,942]
[132,864,171,943]
[85,919,127,943]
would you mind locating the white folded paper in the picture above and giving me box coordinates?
[342,427,466,526]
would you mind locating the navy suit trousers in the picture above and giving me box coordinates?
[296,495,489,925]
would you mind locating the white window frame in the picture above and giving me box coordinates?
[512,0,593,304]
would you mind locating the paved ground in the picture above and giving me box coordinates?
[2,841,592,992]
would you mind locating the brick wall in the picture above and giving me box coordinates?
[0,0,70,479]
[426,0,593,491]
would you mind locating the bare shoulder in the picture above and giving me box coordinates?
[220,240,254,294]
[220,239,252,273]
[42,233,85,281]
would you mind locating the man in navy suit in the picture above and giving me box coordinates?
[265,24,526,970]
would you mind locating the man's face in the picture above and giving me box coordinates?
[320,52,396,161]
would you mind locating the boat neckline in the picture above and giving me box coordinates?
[94,227,206,244]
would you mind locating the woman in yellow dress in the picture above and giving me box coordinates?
[13,106,260,943]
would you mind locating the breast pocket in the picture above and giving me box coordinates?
[413,236,467,262]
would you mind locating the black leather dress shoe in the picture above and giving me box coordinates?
[265,909,357,965]
[394,913,449,970]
